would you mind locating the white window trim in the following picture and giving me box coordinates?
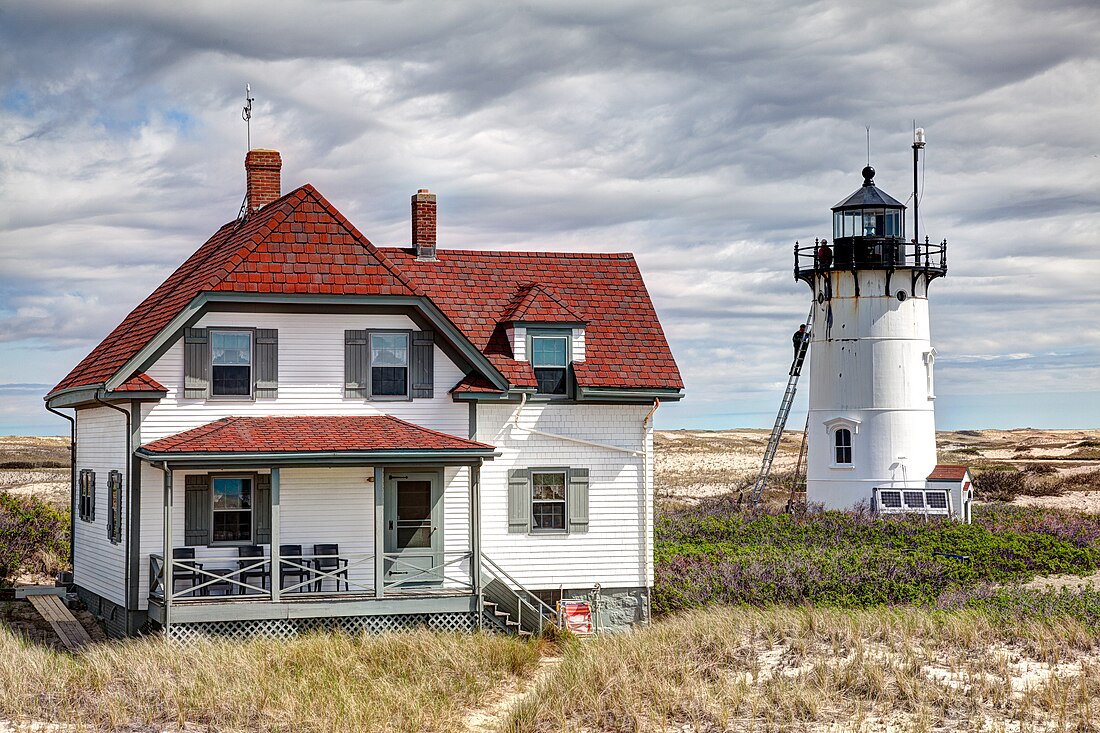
[528,329,572,399]
[209,328,254,400]
[823,417,859,469]
[368,329,412,401]
[530,468,568,534]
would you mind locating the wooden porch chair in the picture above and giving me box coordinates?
[171,547,206,597]
[312,543,349,592]
[279,544,312,593]
[236,545,269,594]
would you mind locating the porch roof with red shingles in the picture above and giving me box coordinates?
[138,415,496,456]
[927,464,970,481]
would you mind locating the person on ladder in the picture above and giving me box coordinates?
[791,324,809,375]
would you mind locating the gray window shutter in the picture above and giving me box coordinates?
[254,329,279,398]
[344,330,369,398]
[411,331,435,399]
[254,474,272,544]
[567,468,590,533]
[508,469,531,534]
[183,475,211,546]
[183,328,210,399]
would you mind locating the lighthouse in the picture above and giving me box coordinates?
[794,132,961,514]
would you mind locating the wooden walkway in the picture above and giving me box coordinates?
[27,594,92,651]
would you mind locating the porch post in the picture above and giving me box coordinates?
[162,465,172,629]
[470,462,482,594]
[270,468,281,602]
[374,465,385,598]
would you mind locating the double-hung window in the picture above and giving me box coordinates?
[371,332,410,398]
[834,428,853,465]
[78,469,95,522]
[212,477,252,543]
[531,471,567,531]
[530,332,570,396]
[211,330,252,397]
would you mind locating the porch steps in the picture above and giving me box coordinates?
[482,601,532,639]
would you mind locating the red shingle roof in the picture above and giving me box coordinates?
[500,282,586,324]
[50,183,682,397]
[138,415,495,455]
[927,464,970,481]
[51,185,417,394]
[114,372,167,393]
[385,248,683,391]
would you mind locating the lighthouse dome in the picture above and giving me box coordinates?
[831,166,906,240]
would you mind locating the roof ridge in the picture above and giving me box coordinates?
[379,246,636,260]
[301,186,424,297]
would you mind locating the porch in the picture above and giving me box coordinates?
[135,415,498,632]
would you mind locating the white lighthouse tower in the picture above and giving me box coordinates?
[796,137,953,512]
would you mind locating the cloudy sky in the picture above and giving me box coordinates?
[1,0,1098,435]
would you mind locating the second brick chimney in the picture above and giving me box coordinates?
[412,188,437,261]
[245,149,282,212]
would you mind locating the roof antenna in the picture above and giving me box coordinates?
[865,126,870,166]
[236,84,256,223]
[242,83,255,152]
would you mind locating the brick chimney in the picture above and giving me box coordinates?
[245,149,282,212]
[411,188,437,261]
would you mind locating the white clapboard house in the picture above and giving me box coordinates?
[44,150,683,639]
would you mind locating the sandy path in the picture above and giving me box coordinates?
[464,654,562,732]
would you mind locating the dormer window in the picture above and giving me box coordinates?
[529,330,571,396]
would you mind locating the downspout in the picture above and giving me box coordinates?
[510,392,659,626]
[44,402,76,572]
[94,392,131,617]
[641,399,659,625]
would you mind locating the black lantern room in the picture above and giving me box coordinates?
[795,165,946,286]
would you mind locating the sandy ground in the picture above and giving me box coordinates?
[655,428,1100,507]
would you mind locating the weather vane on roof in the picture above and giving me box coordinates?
[242,84,255,151]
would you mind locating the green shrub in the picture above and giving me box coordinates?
[0,494,70,584]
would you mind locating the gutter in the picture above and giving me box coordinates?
[44,403,76,572]
[641,399,659,625]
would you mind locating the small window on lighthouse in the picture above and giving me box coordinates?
[834,428,853,465]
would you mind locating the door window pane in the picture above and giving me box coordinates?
[395,480,432,549]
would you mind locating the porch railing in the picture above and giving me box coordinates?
[150,551,471,602]
[482,555,558,635]
[382,551,473,592]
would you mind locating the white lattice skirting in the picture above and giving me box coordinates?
[167,612,477,642]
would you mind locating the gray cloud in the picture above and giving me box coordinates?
[1,0,1098,433]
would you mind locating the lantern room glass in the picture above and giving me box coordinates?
[833,208,903,239]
